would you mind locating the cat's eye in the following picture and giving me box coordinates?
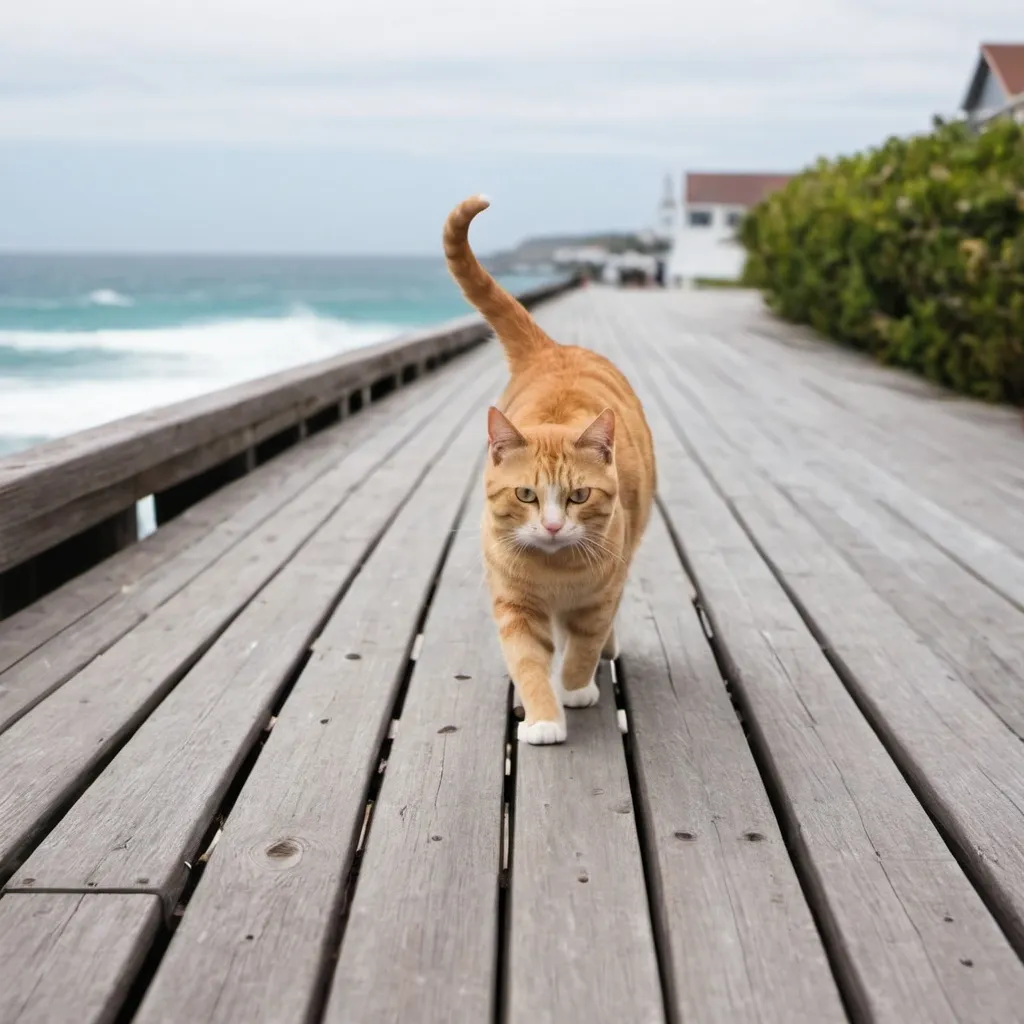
[515,487,537,503]
[568,488,591,504]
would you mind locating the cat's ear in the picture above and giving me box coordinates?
[487,406,527,464]
[575,408,615,463]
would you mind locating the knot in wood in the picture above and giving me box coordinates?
[266,838,301,861]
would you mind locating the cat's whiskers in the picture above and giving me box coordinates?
[581,534,627,566]
[576,536,597,569]
[492,534,530,575]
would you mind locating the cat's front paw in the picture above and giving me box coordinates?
[562,677,600,708]
[518,719,567,745]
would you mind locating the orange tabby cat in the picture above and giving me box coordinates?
[444,195,656,745]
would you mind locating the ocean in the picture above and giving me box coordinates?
[0,254,550,457]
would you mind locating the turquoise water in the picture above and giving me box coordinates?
[0,255,550,455]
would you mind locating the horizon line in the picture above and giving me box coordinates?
[0,248,457,259]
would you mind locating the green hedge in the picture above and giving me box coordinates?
[740,118,1024,404]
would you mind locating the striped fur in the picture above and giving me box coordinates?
[443,195,557,374]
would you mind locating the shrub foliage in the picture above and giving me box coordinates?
[740,118,1024,404]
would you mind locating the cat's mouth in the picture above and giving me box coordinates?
[523,533,579,554]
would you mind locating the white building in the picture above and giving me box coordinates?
[667,172,791,286]
[961,43,1024,125]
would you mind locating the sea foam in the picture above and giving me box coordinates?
[87,288,135,307]
[0,312,401,443]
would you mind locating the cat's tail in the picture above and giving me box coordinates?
[443,195,556,373]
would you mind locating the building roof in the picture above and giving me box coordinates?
[962,43,1024,110]
[685,173,793,207]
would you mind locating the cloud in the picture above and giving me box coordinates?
[1,0,1014,64]
[0,0,1019,158]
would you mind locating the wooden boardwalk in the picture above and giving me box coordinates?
[1,286,1023,1024]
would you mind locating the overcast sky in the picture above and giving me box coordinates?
[0,1,1018,253]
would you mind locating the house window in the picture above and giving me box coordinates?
[688,209,712,227]
[726,211,744,228]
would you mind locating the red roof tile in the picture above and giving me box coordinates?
[685,173,793,208]
[982,43,1024,97]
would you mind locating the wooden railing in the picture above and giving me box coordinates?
[0,276,578,616]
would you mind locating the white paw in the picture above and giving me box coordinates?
[562,678,600,708]
[518,719,567,745]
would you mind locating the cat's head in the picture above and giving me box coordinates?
[484,406,618,555]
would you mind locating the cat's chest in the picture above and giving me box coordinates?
[529,566,620,611]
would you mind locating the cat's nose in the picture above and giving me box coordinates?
[543,521,563,535]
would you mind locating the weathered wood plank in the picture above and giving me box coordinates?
[637,286,1024,494]
[602,317,1024,1024]
[130,413,492,1024]
[650,336,1024,741]
[0,353,502,879]
[780,487,1024,739]
[730,484,1024,940]
[715,307,1024,510]
[508,662,664,1024]
[677,359,1024,741]
[660,323,1024,597]
[616,513,845,1024]
[643,335,1024,948]
[324,486,509,1024]
[7,369,501,907]
[0,893,161,1024]
[0,346,493,735]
